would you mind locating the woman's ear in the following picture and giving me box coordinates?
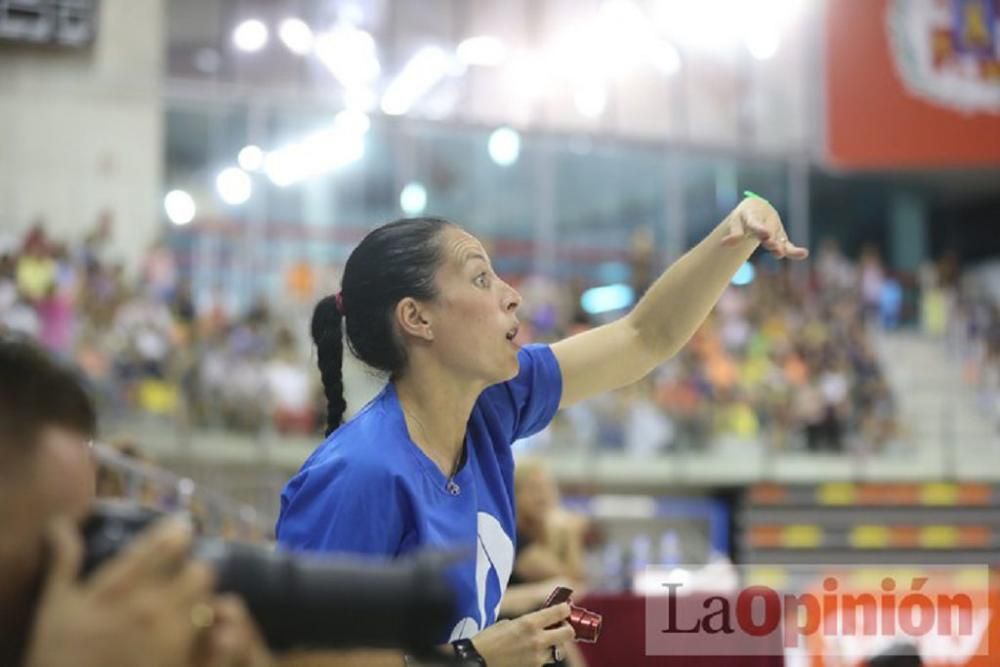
[395,297,433,341]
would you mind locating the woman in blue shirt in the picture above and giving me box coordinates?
[278,200,807,667]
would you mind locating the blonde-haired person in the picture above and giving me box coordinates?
[511,457,588,588]
[504,457,590,667]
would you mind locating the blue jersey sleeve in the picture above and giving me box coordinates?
[276,455,408,558]
[483,343,563,443]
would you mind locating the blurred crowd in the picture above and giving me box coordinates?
[519,238,902,455]
[0,216,320,437]
[949,262,1000,431]
[1,218,912,454]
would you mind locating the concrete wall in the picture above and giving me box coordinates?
[0,0,164,270]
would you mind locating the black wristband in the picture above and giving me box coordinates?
[451,638,487,666]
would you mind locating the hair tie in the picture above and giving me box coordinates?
[335,291,345,316]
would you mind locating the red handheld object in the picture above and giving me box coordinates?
[542,586,603,643]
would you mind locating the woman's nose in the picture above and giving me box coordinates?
[503,285,521,312]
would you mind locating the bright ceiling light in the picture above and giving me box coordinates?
[344,86,377,111]
[746,26,780,60]
[598,0,651,74]
[164,190,196,225]
[216,167,252,205]
[488,127,521,167]
[264,124,365,188]
[334,109,371,135]
[575,83,607,118]
[237,145,264,172]
[547,25,604,81]
[400,182,428,216]
[505,50,548,101]
[381,46,452,116]
[654,0,734,49]
[647,39,682,75]
[233,19,268,52]
[279,18,314,55]
[457,35,507,67]
[314,25,380,87]
[653,0,800,53]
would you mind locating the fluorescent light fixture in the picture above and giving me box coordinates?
[506,50,548,101]
[344,86,377,111]
[575,83,607,117]
[334,109,371,136]
[647,39,682,75]
[233,19,268,52]
[237,145,264,172]
[598,0,650,74]
[315,25,380,87]
[264,124,365,188]
[488,126,521,167]
[279,18,314,55]
[581,284,636,314]
[164,190,196,225]
[746,27,780,60]
[216,167,252,205]
[381,46,452,116]
[457,35,507,67]
[400,182,428,215]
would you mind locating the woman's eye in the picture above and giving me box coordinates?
[476,273,490,287]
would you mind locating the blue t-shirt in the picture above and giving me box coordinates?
[276,344,563,642]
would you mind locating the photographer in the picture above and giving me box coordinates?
[0,336,272,667]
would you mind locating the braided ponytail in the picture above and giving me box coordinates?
[311,217,451,437]
[311,294,348,436]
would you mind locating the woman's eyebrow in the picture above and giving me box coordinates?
[462,252,489,266]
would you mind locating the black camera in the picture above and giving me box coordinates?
[80,501,456,653]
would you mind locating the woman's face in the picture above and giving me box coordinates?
[516,466,558,527]
[425,227,522,385]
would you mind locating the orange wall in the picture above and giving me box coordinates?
[825,0,1000,168]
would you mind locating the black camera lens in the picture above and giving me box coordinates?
[80,501,456,652]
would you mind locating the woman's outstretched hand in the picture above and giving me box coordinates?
[721,195,809,260]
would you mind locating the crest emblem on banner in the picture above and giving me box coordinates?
[887,0,1000,113]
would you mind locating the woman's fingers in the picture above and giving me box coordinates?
[721,210,809,261]
[538,623,576,664]
[744,221,771,241]
[540,622,576,645]
[785,243,810,260]
[528,602,572,629]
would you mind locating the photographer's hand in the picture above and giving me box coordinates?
[471,603,575,667]
[24,515,216,667]
[193,594,275,667]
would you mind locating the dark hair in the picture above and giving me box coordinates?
[0,336,97,465]
[312,217,453,436]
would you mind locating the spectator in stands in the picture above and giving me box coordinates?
[15,225,56,304]
[507,458,593,667]
[511,458,589,587]
[265,328,316,435]
[0,213,899,457]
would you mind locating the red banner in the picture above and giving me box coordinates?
[825,0,1000,168]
